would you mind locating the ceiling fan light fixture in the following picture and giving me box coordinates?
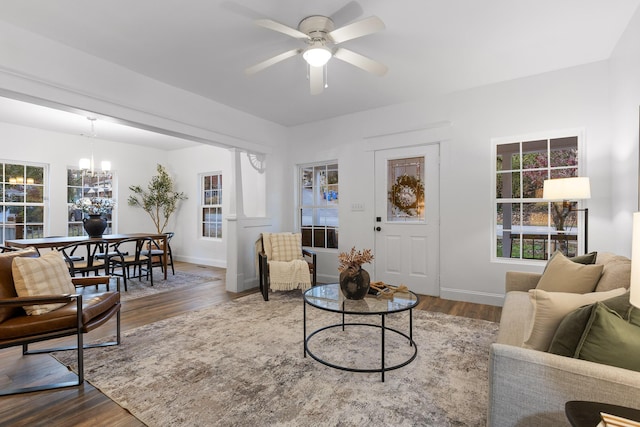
[303,45,332,67]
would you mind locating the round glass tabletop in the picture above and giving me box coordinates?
[303,283,419,315]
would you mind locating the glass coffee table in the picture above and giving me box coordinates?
[303,283,419,382]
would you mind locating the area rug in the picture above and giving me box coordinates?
[53,291,498,426]
[76,270,221,302]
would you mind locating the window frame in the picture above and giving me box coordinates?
[0,160,48,244]
[491,129,586,264]
[297,161,339,250]
[66,167,116,237]
[200,172,223,240]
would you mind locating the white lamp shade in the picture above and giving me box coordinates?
[303,46,332,67]
[79,158,91,170]
[543,177,591,200]
[631,212,640,308]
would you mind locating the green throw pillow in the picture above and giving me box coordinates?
[575,303,640,372]
[549,292,632,357]
[569,251,598,265]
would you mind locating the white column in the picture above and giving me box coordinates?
[226,148,245,292]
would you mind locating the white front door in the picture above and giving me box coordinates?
[374,144,440,296]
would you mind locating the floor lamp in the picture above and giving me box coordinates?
[543,177,591,255]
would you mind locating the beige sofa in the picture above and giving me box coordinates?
[487,253,640,426]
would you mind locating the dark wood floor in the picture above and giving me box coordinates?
[0,262,501,426]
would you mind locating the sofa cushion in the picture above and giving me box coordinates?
[575,303,640,371]
[536,251,603,293]
[271,233,302,262]
[0,247,39,322]
[12,250,76,315]
[594,255,631,292]
[548,292,632,357]
[523,287,627,351]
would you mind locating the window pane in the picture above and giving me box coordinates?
[550,137,578,168]
[26,185,43,203]
[26,206,43,222]
[301,228,312,247]
[313,229,325,248]
[521,140,548,169]
[550,168,577,180]
[26,166,43,185]
[301,208,313,227]
[327,227,338,249]
[496,142,519,171]
[522,170,547,198]
[299,162,338,249]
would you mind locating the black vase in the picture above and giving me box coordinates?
[339,267,371,300]
[83,214,107,238]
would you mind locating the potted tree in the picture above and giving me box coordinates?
[128,164,187,233]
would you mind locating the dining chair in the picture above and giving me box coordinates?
[141,232,175,275]
[108,237,153,291]
[59,240,109,277]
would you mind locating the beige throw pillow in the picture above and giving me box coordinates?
[523,287,627,351]
[12,250,76,315]
[536,251,603,293]
[271,233,303,262]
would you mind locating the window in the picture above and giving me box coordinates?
[202,173,222,239]
[67,168,114,236]
[0,161,46,244]
[494,132,582,261]
[299,162,338,249]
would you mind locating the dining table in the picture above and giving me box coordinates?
[5,233,169,280]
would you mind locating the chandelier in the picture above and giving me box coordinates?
[79,117,111,176]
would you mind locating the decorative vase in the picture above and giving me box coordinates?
[83,214,107,238]
[339,267,371,300]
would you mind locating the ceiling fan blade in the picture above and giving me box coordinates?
[255,19,309,40]
[309,66,325,95]
[329,16,385,44]
[333,48,388,76]
[330,1,364,27]
[245,49,301,75]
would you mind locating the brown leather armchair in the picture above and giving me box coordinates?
[0,247,121,396]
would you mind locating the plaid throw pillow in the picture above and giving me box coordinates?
[12,250,76,315]
[271,233,303,262]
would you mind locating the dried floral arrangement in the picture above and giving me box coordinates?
[338,247,374,272]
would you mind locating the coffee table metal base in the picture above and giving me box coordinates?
[304,314,417,382]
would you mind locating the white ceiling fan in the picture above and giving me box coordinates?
[245,14,388,95]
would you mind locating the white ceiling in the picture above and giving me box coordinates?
[0,0,638,149]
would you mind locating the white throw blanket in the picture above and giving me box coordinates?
[268,259,311,291]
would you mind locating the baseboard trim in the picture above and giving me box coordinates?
[439,287,504,307]
[175,255,226,269]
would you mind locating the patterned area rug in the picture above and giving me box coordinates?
[76,270,221,302]
[53,291,498,426]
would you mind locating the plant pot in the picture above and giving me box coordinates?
[339,267,371,300]
[83,214,107,238]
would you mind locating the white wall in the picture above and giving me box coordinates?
[168,144,230,267]
[609,5,640,255]
[0,121,168,235]
[287,61,612,305]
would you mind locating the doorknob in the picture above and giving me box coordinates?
[375,226,381,232]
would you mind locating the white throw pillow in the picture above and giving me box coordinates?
[12,250,76,315]
[523,287,627,351]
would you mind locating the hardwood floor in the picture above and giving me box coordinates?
[0,262,501,426]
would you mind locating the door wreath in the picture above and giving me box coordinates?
[389,174,424,217]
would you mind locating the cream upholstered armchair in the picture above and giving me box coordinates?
[257,232,316,301]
